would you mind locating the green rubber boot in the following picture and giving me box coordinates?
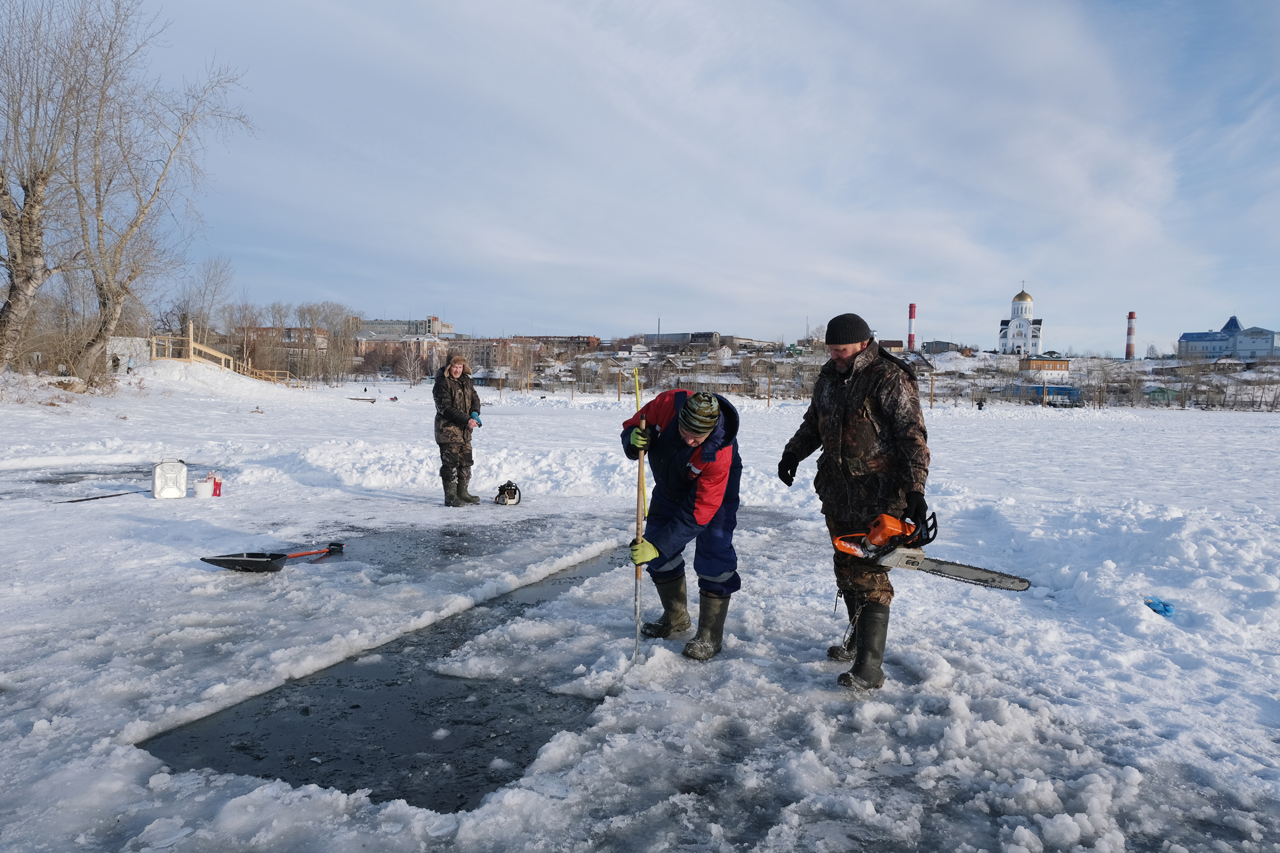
[642,575,692,638]
[682,593,730,661]
[457,473,481,505]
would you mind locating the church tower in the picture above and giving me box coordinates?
[998,288,1043,355]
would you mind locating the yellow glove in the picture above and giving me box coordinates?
[628,427,651,451]
[630,537,659,565]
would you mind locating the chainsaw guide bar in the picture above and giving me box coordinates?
[877,547,1031,591]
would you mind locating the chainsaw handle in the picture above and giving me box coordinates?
[832,534,868,557]
[285,543,344,559]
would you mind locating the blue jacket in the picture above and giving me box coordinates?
[622,390,742,555]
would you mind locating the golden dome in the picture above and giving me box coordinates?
[1013,290,1033,302]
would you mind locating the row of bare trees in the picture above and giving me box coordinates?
[151,271,360,384]
[218,299,359,385]
[0,0,248,379]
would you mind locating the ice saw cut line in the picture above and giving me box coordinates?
[833,514,1030,592]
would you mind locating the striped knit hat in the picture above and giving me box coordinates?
[678,392,720,436]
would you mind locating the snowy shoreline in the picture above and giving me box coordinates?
[1,363,1277,851]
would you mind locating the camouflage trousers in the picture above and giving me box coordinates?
[825,515,895,608]
[438,441,474,482]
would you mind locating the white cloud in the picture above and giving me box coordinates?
[150,0,1280,351]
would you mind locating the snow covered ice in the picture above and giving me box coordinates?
[1,362,1278,852]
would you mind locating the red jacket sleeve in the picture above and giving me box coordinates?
[621,391,680,458]
[623,391,678,433]
[690,445,733,525]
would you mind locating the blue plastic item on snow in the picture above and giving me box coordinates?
[470,411,482,427]
[1143,596,1175,617]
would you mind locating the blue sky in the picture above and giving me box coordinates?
[152,0,1280,353]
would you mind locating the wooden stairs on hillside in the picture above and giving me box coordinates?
[150,324,303,388]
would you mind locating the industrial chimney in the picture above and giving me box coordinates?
[908,304,917,352]
[1125,312,1136,360]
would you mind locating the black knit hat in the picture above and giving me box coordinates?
[825,313,872,345]
[678,392,720,436]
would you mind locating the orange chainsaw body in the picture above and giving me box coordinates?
[832,514,916,556]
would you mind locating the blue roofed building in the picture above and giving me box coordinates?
[1177,316,1277,360]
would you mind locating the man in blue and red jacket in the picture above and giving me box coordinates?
[622,390,743,661]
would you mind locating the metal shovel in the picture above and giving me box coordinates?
[201,542,345,572]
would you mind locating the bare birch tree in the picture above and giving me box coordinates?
[0,0,87,372]
[156,254,232,342]
[316,301,356,384]
[220,294,261,368]
[398,345,422,386]
[266,300,293,330]
[295,299,356,384]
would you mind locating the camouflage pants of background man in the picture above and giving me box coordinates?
[438,441,474,483]
[824,515,895,610]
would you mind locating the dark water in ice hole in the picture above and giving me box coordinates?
[142,516,634,814]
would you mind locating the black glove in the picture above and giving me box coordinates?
[904,491,929,533]
[777,452,799,487]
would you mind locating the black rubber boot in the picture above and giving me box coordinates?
[682,593,730,661]
[642,575,691,638]
[457,473,481,504]
[442,477,463,507]
[837,603,889,689]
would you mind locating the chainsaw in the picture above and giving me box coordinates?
[833,514,1030,592]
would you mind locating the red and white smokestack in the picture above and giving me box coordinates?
[908,303,917,352]
[1125,312,1136,360]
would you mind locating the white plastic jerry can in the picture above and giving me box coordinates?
[152,459,188,499]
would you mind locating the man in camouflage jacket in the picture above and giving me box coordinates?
[778,312,930,690]
[433,354,483,507]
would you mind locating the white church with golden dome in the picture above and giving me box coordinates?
[998,288,1043,355]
